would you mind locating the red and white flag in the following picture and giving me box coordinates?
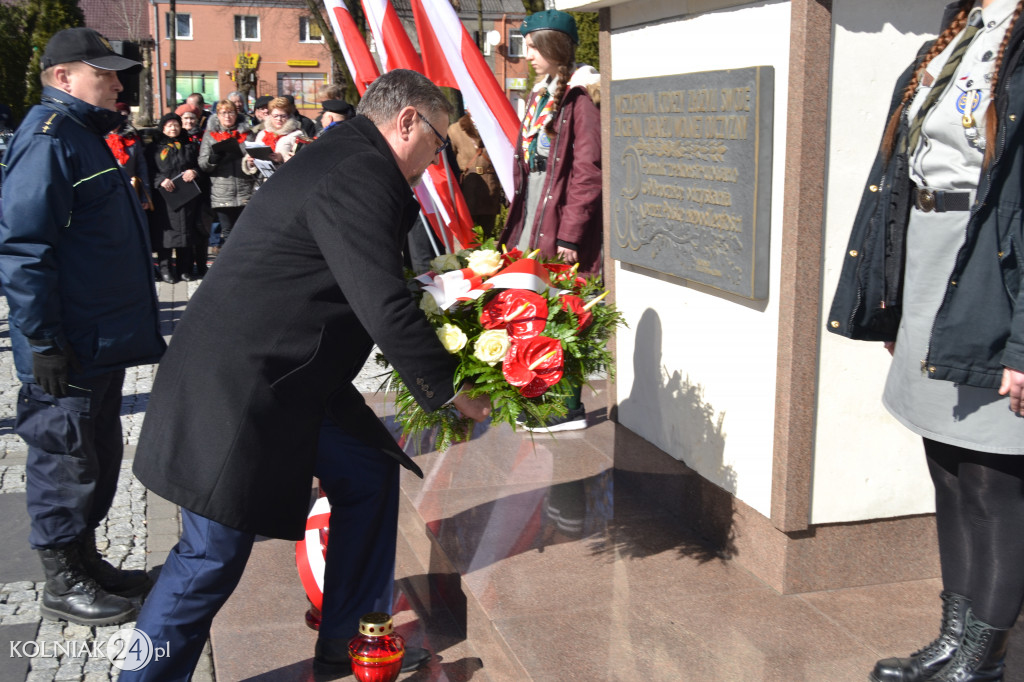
[323,0,380,95]
[361,0,424,73]
[411,0,520,198]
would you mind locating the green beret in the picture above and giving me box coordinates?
[519,10,578,45]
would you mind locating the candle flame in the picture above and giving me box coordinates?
[527,350,558,371]
[582,291,609,311]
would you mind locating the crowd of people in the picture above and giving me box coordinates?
[100,87,356,284]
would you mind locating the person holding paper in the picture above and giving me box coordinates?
[150,112,203,282]
[198,100,256,245]
[251,96,308,166]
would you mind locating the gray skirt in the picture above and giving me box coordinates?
[882,204,1024,454]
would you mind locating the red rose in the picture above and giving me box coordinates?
[502,336,564,398]
[560,295,593,330]
[480,289,548,340]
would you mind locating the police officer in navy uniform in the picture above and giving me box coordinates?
[0,27,166,626]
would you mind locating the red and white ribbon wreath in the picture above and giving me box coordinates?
[295,496,331,610]
[418,258,566,311]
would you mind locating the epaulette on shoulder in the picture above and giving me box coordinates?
[35,111,65,137]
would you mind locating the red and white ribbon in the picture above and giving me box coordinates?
[295,496,331,610]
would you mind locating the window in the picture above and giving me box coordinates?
[168,71,218,106]
[507,30,524,58]
[277,72,327,109]
[165,13,192,40]
[234,15,260,41]
[299,17,323,43]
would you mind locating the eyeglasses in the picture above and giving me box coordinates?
[417,111,450,156]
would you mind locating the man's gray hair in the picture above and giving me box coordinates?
[357,69,451,127]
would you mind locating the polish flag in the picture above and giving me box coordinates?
[361,0,476,250]
[324,0,379,95]
[410,0,457,89]
[361,0,424,73]
[412,0,520,199]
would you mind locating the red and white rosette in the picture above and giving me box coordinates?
[295,496,332,610]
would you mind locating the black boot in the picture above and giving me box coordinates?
[38,544,136,626]
[871,591,971,682]
[929,608,1009,682]
[77,529,152,598]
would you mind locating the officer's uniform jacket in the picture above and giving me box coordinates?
[0,87,166,382]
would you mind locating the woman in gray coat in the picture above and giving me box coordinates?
[198,100,257,244]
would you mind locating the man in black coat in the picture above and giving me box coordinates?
[124,69,489,680]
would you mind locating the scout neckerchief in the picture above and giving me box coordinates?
[521,79,557,171]
[904,17,982,153]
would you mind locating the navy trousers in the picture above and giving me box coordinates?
[123,418,401,680]
[17,371,126,549]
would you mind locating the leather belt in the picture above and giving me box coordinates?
[912,187,971,212]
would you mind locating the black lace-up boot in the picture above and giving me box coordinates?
[77,529,152,598]
[929,608,1009,682]
[871,591,971,682]
[38,544,136,626]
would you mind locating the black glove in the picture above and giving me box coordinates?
[31,344,80,398]
[207,151,224,167]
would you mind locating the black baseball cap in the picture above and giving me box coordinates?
[41,28,142,71]
[253,95,273,110]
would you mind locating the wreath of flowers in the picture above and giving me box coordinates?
[377,233,625,452]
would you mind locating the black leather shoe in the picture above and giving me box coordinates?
[38,545,136,626]
[180,272,194,282]
[314,638,431,677]
[77,530,152,598]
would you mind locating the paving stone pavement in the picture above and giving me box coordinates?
[0,281,216,681]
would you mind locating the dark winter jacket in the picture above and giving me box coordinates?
[133,115,458,540]
[828,5,1024,389]
[198,120,256,208]
[0,87,166,382]
[151,134,201,248]
[501,66,603,275]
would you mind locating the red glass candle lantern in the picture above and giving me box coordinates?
[348,612,405,682]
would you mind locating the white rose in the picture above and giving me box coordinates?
[436,323,468,353]
[467,249,503,277]
[472,329,510,366]
[419,293,441,317]
[430,253,462,273]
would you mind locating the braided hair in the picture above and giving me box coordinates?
[881,0,972,160]
[983,0,1024,166]
[528,29,577,139]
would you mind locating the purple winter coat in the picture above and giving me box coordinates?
[500,67,602,276]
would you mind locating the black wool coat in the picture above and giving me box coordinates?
[150,136,200,248]
[133,115,458,540]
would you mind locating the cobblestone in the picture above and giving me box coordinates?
[0,286,217,681]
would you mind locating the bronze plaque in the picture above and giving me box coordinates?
[610,67,774,299]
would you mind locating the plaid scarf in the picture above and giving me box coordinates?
[521,85,556,169]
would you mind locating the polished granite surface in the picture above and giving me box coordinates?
[209,384,1024,681]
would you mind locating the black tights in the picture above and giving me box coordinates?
[926,438,1024,628]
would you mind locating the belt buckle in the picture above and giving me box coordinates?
[918,188,936,212]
